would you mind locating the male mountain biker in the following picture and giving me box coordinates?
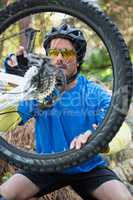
[0,24,132,200]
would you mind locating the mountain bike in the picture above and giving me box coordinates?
[0,0,132,172]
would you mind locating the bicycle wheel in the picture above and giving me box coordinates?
[0,0,132,172]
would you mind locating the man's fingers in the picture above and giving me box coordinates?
[17,46,26,55]
[70,132,92,150]
[75,134,91,150]
[70,138,77,149]
[81,133,91,143]
[84,130,92,140]
[5,46,27,68]
[92,124,98,130]
[7,54,18,67]
[75,135,84,149]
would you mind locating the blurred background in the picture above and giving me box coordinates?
[0,0,133,87]
[0,0,133,199]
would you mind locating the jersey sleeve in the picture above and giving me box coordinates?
[87,81,111,125]
[17,100,38,125]
[96,85,111,124]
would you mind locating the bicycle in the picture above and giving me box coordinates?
[0,0,132,172]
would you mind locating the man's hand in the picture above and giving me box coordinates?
[70,124,98,150]
[4,46,29,76]
[70,130,92,150]
[16,46,28,67]
[5,46,27,67]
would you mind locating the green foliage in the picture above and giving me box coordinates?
[85,48,111,69]
[81,48,112,88]
[130,52,133,62]
[0,1,131,90]
[0,0,4,8]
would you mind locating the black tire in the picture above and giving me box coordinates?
[0,0,132,172]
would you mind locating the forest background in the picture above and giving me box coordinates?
[0,0,133,199]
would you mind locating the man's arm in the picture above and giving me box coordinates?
[95,85,111,125]
[69,82,111,151]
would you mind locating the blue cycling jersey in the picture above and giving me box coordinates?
[18,75,111,174]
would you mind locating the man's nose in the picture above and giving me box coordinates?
[56,52,64,64]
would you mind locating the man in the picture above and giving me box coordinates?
[0,24,132,200]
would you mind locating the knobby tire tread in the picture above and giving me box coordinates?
[0,0,132,172]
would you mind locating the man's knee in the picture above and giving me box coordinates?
[92,180,133,200]
[0,184,14,200]
[0,173,39,200]
[0,194,8,200]
[0,194,38,200]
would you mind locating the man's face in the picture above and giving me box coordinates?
[48,38,78,77]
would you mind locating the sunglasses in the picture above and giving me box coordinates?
[47,48,76,59]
